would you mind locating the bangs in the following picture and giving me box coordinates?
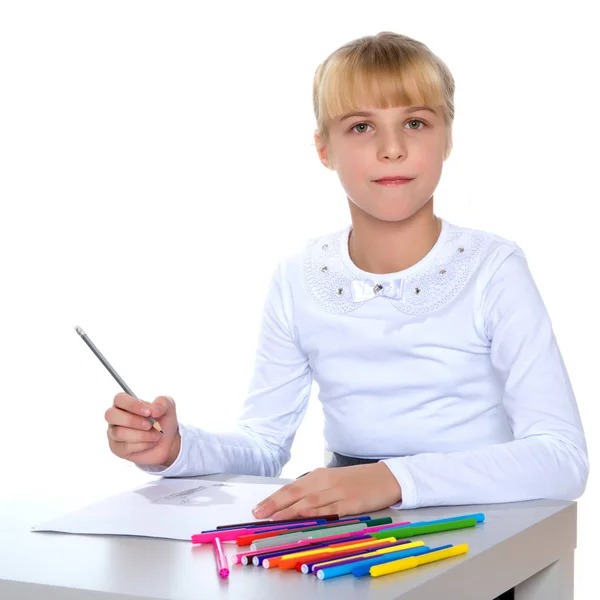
[317,58,446,125]
[313,33,455,139]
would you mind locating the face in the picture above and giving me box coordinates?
[315,104,452,222]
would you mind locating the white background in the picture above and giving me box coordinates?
[1,1,598,597]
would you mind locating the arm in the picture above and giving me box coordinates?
[382,248,589,509]
[139,260,313,478]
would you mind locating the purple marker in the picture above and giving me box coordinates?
[202,515,372,534]
[254,535,374,567]
[301,540,412,574]
[200,518,329,533]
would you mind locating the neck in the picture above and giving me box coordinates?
[347,199,441,275]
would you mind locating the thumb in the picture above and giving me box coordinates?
[151,395,175,419]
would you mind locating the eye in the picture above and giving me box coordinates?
[350,122,372,134]
[406,119,425,130]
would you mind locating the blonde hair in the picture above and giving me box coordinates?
[313,32,455,144]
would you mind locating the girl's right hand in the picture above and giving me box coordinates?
[105,393,181,467]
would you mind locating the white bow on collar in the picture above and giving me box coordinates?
[350,278,404,302]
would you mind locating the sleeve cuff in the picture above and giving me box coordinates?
[380,457,420,510]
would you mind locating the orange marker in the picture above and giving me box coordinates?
[278,537,397,570]
[263,540,389,570]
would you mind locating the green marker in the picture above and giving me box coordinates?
[370,517,477,540]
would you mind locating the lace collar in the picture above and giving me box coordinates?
[301,219,485,315]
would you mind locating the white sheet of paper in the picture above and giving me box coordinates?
[32,478,284,541]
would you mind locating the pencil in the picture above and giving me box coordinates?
[75,326,163,433]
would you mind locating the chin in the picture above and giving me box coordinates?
[362,206,423,223]
[347,190,433,223]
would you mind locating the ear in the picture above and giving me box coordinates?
[314,131,334,170]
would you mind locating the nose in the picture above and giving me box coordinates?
[377,131,406,161]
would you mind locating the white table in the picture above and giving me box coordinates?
[0,473,577,599]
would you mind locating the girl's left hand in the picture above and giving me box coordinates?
[252,462,403,520]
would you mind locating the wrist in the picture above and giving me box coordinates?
[377,461,403,504]
[163,428,181,468]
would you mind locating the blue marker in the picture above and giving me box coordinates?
[316,546,433,580]
[351,544,454,577]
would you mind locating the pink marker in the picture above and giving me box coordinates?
[233,534,369,564]
[236,536,362,562]
[248,521,410,552]
[249,530,356,551]
[213,537,229,579]
[233,521,411,563]
[361,521,411,534]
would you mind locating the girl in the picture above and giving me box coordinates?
[105,32,588,527]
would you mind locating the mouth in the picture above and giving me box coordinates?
[373,177,414,186]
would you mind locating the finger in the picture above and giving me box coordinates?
[105,406,152,430]
[270,489,341,521]
[110,440,158,457]
[252,480,313,519]
[272,502,345,521]
[150,395,173,419]
[113,392,152,417]
[124,441,160,455]
[107,424,161,444]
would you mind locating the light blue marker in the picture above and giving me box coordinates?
[351,544,453,577]
[390,513,485,530]
[316,546,433,580]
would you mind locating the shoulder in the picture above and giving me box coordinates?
[445,221,524,279]
[273,225,348,283]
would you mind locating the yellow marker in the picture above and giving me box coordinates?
[370,544,469,577]
[279,537,397,561]
[310,541,425,571]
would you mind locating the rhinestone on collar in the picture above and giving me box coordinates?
[301,225,486,315]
